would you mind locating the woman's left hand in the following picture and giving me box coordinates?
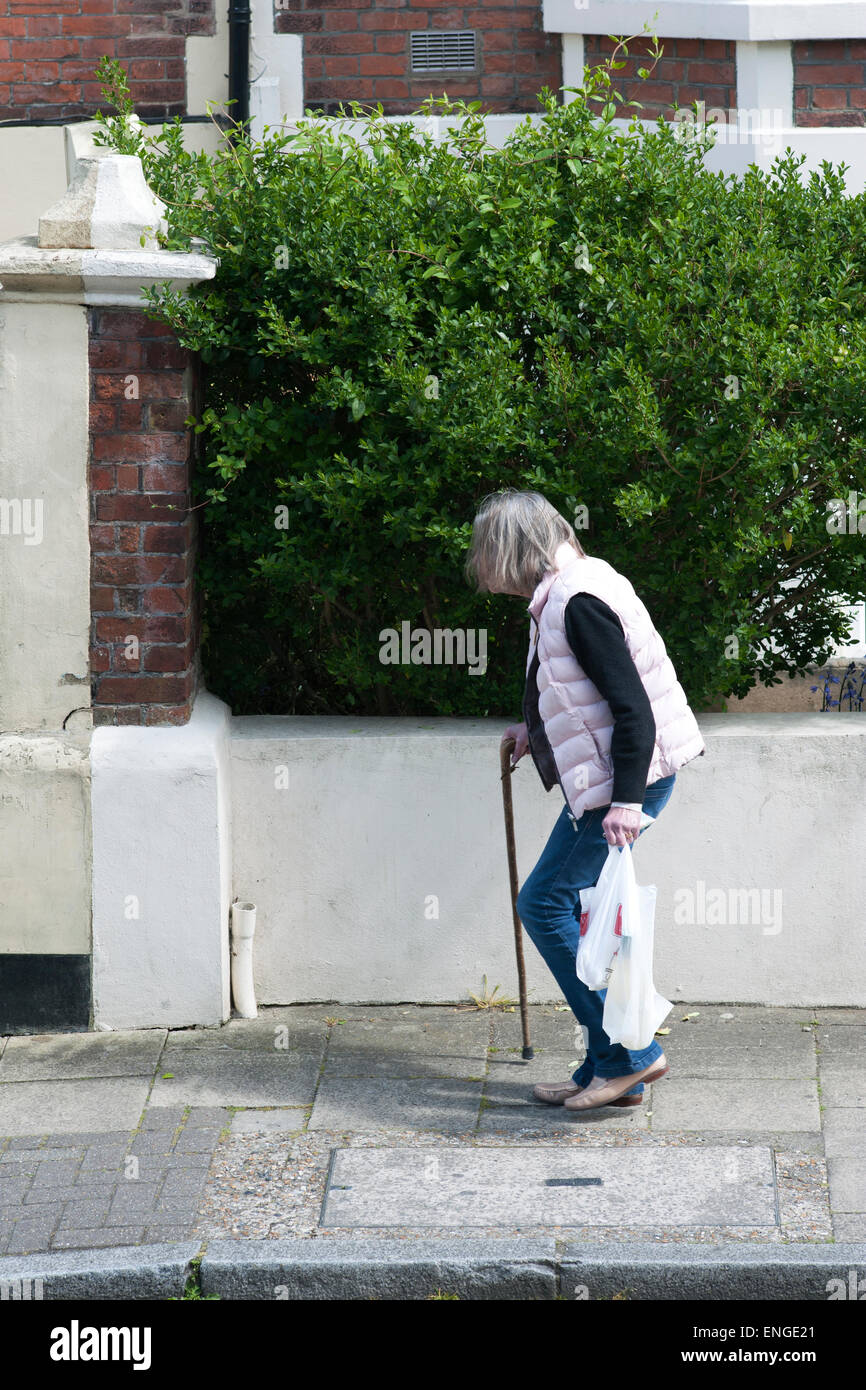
[602,806,642,848]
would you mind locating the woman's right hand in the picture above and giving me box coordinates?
[502,722,529,767]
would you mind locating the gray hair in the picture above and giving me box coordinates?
[464,489,584,595]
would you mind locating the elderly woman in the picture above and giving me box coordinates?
[465,489,705,1112]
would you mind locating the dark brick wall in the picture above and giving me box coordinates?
[7,4,866,128]
[582,34,736,122]
[0,0,215,122]
[275,0,561,115]
[88,307,200,725]
[793,40,866,127]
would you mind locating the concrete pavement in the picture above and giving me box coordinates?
[1,1003,864,1298]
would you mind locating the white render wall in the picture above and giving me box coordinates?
[0,156,220,1023]
[543,0,866,42]
[230,714,866,1009]
[91,691,233,1031]
[187,0,303,131]
[0,285,92,960]
[0,732,91,956]
[0,124,224,245]
[7,82,866,246]
[0,300,90,732]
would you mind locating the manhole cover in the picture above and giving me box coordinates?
[321,1146,776,1227]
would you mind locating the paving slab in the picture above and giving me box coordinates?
[663,1044,815,1080]
[321,1145,777,1229]
[56,1198,113,1229]
[0,1177,31,1203]
[661,1021,818,1049]
[822,1107,866,1158]
[325,1007,491,1049]
[323,1012,490,1079]
[148,1051,321,1108]
[483,1053,585,1103]
[0,1030,167,1081]
[478,1101,650,1133]
[322,1051,489,1080]
[826,1157,866,1213]
[137,1107,187,1130]
[230,1108,310,1134]
[816,1074,866,1107]
[309,1078,483,1132]
[651,1078,821,1131]
[816,1025,866,1057]
[0,1079,150,1136]
[664,1012,815,1029]
[49,1226,147,1251]
[167,1008,331,1053]
[490,1006,589,1053]
[5,1215,64,1255]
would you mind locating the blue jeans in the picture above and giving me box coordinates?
[516,774,677,1097]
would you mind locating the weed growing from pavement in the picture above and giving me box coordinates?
[169,1257,221,1301]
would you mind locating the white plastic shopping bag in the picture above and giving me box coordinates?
[575,843,633,990]
[601,851,672,1050]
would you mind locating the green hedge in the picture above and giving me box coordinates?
[94,50,866,716]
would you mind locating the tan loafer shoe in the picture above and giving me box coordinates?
[563,1057,669,1111]
[533,1079,583,1105]
[533,1079,643,1108]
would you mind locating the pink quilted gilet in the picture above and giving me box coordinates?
[527,542,706,817]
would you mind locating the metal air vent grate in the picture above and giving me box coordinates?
[410,31,477,73]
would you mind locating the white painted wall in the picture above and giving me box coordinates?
[562,34,585,102]
[248,0,303,131]
[0,300,90,731]
[0,123,224,245]
[0,733,91,955]
[284,111,866,192]
[91,691,233,1030]
[186,0,230,117]
[0,126,67,246]
[736,40,793,125]
[230,714,866,1008]
[543,0,866,42]
[6,63,866,245]
[0,267,91,959]
[0,157,219,1004]
[186,0,303,131]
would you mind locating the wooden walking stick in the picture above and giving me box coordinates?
[500,736,534,1060]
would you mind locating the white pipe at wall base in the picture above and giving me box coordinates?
[230,900,258,1018]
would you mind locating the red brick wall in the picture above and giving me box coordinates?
[88,308,200,725]
[793,40,866,127]
[583,35,736,122]
[275,1,561,115]
[0,0,215,122]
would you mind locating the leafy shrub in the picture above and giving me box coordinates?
[93,49,866,716]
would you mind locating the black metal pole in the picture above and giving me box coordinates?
[227,0,251,138]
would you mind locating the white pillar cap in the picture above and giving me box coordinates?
[38,153,168,252]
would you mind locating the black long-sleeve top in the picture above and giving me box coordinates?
[522,592,657,806]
